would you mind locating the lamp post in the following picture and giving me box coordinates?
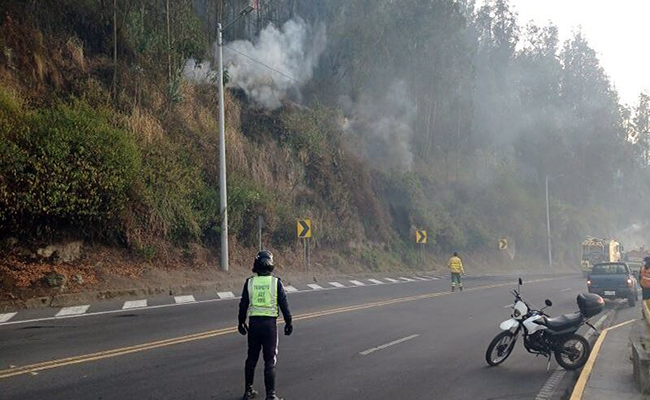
[545,174,564,269]
[217,6,254,272]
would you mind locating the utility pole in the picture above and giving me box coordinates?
[217,23,228,272]
[545,175,552,269]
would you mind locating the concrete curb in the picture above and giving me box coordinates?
[630,300,650,394]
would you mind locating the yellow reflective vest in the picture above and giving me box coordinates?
[448,256,464,274]
[247,275,279,317]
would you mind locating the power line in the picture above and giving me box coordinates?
[222,44,301,84]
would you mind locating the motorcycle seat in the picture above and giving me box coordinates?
[543,312,584,331]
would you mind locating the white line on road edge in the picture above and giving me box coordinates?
[413,277,429,281]
[174,295,195,304]
[368,279,384,285]
[399,277,415,282]
[329,282,346,288]
[349,280,366,286]
[360,334,420,356]
[384,278,399,283]
[503,304,513,308]
[284,286,298,292]
[534,311,611,400]
[122,300,147,310]
[307,284,324,290]
[56,305,90,317]
[560,288,572,292]
[217,292,235,299]
[0,313,17,323]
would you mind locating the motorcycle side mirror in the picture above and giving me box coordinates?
[545,299,553,307]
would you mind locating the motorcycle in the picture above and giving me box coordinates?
[485,278,604,370]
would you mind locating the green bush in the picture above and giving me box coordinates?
[0,95,139,237]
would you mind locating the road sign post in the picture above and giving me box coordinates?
[258,216,264,251]
[297,219,312,268]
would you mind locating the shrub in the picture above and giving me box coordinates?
[0,94,140,238]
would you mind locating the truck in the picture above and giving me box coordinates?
[587,262,639,307]
[581,237,623,277]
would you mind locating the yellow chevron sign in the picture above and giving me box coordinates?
[416,230,427,244]
[297,219,312,238]
[499,239,508,250]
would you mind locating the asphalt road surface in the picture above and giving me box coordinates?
[0,273,602,400]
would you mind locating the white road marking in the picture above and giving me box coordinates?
[503,304,513,308]
[414,277,429,281]
[56,305,90,317]
[329,282,346,288]
[349,280,366,286]
[307,284,324,290]
[360,334,420,356]
[174,295,195,304]
[217,291,235,299]
[399,277,415,282]
[284,286,298,293]
[122,300,147,310]
[0,313,17,323]
[560,288,572,292]
[428,276,440,280]
[368,279,384,284]
[384,278,399,283]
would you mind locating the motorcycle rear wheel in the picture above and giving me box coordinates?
[486,331,516,366]
[555,334,590,370]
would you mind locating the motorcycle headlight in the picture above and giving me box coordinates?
[513,309,521,318]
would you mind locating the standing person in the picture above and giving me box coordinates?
[238,250,293,400]
[448,252,464,292]
[640,257,650,300]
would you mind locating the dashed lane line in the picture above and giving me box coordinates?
[174,295,195,304]
[399,277,415,282]
[349,280,366,286]
[328,282,346,288]
[0,277,559,379]
[368,279,384,285]
[0,313,17,323]
[122,300,147,310]
[307,284,324,290]
[55,305,90,317]
[284,286,298,293]
[384,278,400,283]
[413,277,429,281]
[359,334,420,356]
[217,292,235,299]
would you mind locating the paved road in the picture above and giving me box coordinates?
[0,273,596,400]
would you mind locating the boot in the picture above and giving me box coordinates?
[264,367,279,400]
[460,285,463,292]
[451,286,455,292]
[242,387,258,400]
[265,396,283,400]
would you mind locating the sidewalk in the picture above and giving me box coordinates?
[581,319,648,400]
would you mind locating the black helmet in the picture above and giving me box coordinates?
[644,256,650,266]
[253,250,274,274]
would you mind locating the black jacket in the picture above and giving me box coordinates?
[238,275,292,325]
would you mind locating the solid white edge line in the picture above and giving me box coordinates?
[174,295,196,304]
[307,284,324,290]
[284,286,298,292]
[360,334,420,355]
[368,279,384,284]
[384,278,399,283]
[122,300,147,310]
[217,291,235,299]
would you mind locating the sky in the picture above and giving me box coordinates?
[509,0,650,106]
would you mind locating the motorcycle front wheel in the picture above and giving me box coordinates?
[554,334,590,370]
[486,331,516,366]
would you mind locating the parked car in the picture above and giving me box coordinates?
[587,262,639,307]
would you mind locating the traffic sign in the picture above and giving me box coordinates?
[498,239,508,250]
[416,230,427,244]
[297,219,312,238]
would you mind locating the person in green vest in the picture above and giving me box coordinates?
[448,252,465,292]
[238,250,293,400]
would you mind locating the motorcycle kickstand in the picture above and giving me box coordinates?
[586,321,600,336]
[546,355,552,372]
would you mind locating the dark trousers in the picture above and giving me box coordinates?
[245,317,278,396]
[643,287,650,300]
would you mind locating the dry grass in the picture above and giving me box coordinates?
[126,107,165,143]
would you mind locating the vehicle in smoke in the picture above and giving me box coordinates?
[586,262,639,307]
[486,279,603,371]
[581,237,623,277]
[623,247,650,274]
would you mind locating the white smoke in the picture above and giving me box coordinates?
[225,18,326,109]
[183,18,326,110]
[339,81,416,171]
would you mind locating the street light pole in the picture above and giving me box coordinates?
[217,23,229,272]
[216,6,254,272]
[545,175,552,269]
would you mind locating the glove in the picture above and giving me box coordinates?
[284,323,293,336]
[238,322,248,336]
